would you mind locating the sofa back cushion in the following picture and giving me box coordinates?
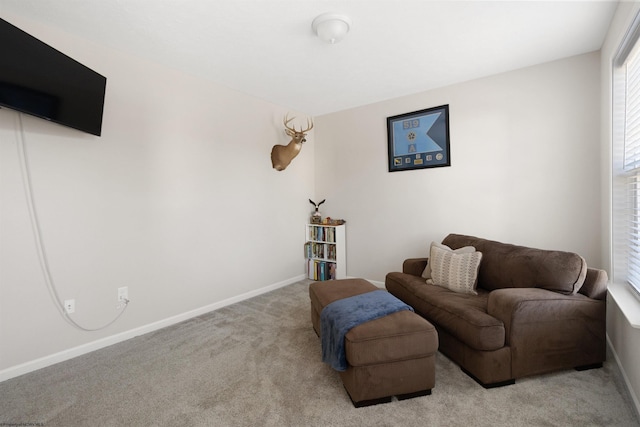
[441,234,587,295]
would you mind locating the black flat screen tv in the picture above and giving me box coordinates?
[0,18,106,136]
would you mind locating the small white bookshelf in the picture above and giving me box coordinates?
[304,224,346,281]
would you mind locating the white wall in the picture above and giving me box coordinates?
[601,0,640,416]
[315,52,602,283]
[0,15,314,377]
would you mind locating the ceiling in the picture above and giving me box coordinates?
[0,1,619,116]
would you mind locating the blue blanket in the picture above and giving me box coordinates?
[320,290,414,371]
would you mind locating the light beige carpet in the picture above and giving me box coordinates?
[0,279,638,426]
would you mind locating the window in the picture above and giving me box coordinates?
[614,11,640,299]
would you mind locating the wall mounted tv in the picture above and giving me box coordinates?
[0,18,106,136]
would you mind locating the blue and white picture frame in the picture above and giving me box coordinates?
[387,105,450,172]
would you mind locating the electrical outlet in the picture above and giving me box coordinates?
[64,299,75,314]
[118,286,128,302]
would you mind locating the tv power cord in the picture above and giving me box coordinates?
[16,111,130,332]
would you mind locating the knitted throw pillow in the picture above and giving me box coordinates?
[429,244,483,295]
[422,241,476,280]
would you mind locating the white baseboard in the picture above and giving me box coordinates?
[344,276,384,288]
[0,274,305,383]
[607,334,640,420]
[368,279,385,288]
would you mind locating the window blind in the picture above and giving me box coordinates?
[624,52,640,170]
[623,45,640,296]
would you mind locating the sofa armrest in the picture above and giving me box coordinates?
[487,288,606,376]
[488,288,605,343]
[578,268,608,300]
[403,258,428,277]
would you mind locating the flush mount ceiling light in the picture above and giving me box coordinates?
[312,13,352,44]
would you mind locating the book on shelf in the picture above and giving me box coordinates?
[305,241,337,260]
[308,224,338,243]
[329,263,336,280]
[306,259,337,281]
[307,259,314,280]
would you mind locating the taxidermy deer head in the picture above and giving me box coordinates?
[271,114,314,171]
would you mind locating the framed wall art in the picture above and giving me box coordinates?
[387,104,450,172]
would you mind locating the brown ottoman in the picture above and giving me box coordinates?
[309,278,438,407]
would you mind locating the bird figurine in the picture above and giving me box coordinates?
[309,199,326,213]
[309,199,325,223]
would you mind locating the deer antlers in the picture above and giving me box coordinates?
[283,114,314,136]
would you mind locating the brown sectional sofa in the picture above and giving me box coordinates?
[385,233,608,388]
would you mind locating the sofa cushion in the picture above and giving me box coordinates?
[309,278,377,315]
[344,310,438,367]
[386,272,505,351]
[421,242,475,280]
[428,244,482,295]
[442,234,587,295]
